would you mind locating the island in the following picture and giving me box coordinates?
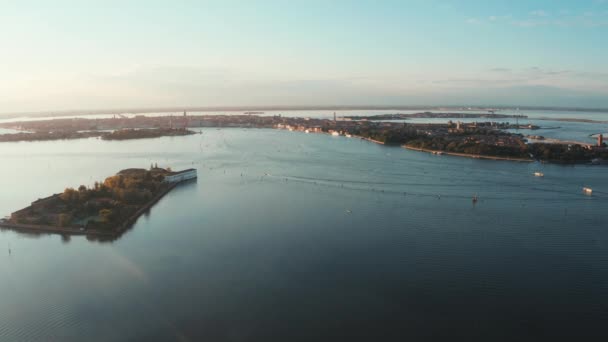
[102,127,195,140]
[0,167,197,240]
[1,113,606,164]
[0,127,195,143]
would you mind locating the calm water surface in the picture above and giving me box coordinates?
[0,129,607,341]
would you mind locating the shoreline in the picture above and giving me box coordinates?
[311,130,385,145]
[403,145,533,162]
[355,136,385,145]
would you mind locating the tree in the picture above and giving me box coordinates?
[60,188,78,203]
[58,213,72,227]
[99,209,114,223]
[104,175,124,189]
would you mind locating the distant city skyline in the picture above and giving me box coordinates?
[1,0,608,114]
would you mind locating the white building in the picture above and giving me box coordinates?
[164,168,197,183]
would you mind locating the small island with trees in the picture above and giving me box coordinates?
[101,127,195,140]
[0,166,197,240]
[0,127,195,143]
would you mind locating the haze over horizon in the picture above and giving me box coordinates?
[2,0,608,114]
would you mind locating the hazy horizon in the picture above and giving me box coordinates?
[4,103,608,118]
[2,0,607,113]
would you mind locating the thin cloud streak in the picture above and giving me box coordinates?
[466,9,608,27]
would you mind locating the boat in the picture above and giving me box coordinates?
[331,131,340,136]
[534,172,544,177]
[345,134,352,138]
[583,187,593,195]
[305,129,310,134]
[472,194,478,204]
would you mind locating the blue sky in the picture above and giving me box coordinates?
[1,0,607,113]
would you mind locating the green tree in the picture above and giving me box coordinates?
[60,188,78,203]
[99,209,114,223]
[58,213,72,227]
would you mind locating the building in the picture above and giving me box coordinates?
[599,134,604,147]
[164,168,197,183]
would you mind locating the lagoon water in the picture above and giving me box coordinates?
[0,129,607,341]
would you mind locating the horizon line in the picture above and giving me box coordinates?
[2,104,608,118]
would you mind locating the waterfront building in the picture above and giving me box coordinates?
[164,169,198,183]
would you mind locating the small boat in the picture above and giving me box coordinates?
[472,194,478,204]
[534,172,544,177]
[583,187,593,195]
[305,129,310,134]
[331,131,340,136]
[345,134,352,138]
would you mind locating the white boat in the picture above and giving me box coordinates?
[583,187,593,195]
[345,134,352,138]
[534,172,544,177]
[331,131,340,136]
[305,129,310,134]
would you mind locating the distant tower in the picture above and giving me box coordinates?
[333,112,337,122]
[599,134,604,147]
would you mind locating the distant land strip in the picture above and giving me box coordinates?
[535,117,608,124]
[2,105,608,119]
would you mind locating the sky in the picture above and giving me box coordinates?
[1,0,608,113]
